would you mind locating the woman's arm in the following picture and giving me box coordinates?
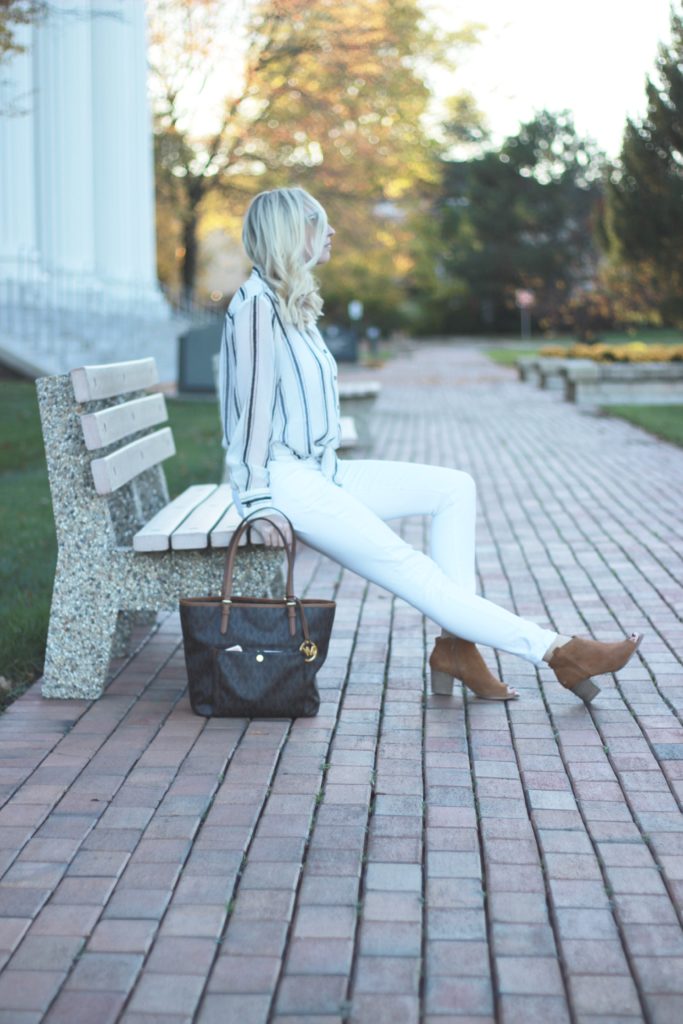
[225,294,278,513]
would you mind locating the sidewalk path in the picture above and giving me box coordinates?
[1,342,682,1024]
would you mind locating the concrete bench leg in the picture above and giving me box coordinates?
[111,610,157,659]
[41,558,119,700]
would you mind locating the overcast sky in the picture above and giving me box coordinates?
[428,0,676,156]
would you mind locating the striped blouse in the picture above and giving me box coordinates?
[218,267,342,511]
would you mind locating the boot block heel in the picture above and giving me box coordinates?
[569,678,601,703]
[431,668,454,695]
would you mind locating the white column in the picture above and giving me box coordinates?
[91,0,165,310]
[128,0,162,293]
[91,0,131,284]
[33,0,95,276]
[0,23,38,273]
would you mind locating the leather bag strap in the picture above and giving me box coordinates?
[220,509,298,635]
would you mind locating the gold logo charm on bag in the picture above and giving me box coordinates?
[299,640,318,663]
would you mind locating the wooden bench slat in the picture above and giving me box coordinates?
[71,358,159,402]
[80,394,168,451]
[171,484,233,550]
[90,427,175,495]
[211,501,249,548]
[133,484,218,552]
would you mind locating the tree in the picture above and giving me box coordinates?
[434,110,605,333]
[148,0,469,303]
[602,4,683,325]
[0,0,43,63]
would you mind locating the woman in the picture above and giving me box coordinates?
[218,187,641,703]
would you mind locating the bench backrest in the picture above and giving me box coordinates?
[36,358,173,549]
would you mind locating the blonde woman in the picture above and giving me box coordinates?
[218,187,641,703]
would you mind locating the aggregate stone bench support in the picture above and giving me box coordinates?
[37,368,282,701]
[43,546,277,700]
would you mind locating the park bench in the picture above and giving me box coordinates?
[516,357,564,390]
[561,359,683,408]
[36,357,283,701]
[516,356,540,384]
[338,380,381,451]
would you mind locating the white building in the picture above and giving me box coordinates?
[0,0,179,380]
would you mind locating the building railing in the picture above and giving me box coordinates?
[0,253,221,369]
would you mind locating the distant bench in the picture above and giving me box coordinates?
[561,360,683,408]
[338,379,380,450]
[36,358,283,700]
[517,356,683,408]
[516,356,564,390]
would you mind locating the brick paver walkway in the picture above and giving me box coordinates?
[1,342,682,1024]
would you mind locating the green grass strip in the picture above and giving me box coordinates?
[604,404,683,449]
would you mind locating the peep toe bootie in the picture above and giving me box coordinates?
[548,633,643,703]
[429,636,519,701]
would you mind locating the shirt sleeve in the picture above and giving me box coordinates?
[224,295,278,511]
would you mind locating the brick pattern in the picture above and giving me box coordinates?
[0,343,682,1023]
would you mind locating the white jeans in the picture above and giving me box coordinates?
[235,455,556,666]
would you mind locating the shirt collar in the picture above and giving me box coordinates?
[251,266,276,297]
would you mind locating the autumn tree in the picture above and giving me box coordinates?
[0,0,44,62]
[148,0,472,305]
[602,4,683,326]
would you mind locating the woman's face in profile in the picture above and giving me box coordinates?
[317,220,335,264]
[305,208,335,264]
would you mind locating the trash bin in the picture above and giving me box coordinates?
[178,322,223,394]
[322,324,359,363]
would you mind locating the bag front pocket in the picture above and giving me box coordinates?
[211,646,319,718]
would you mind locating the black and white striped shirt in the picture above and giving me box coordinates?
[218,267,342,511]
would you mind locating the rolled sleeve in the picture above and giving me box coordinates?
[225,295,278,507]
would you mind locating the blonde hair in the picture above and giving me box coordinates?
[242,187,328,329]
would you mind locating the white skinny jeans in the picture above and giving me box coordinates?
[234,455,556,666]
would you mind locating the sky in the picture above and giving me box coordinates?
[426,0,676,157]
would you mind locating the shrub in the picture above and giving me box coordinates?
[538,341,683,363]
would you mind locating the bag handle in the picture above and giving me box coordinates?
[220,508,298,635]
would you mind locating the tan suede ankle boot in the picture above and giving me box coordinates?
[548,633,642,703]
[429,636,518,700]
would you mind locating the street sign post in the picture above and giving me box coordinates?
[515,289,535,341]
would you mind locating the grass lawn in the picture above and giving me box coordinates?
[486,346,550,366]
[0,381,224,704]
[603,404,683,449]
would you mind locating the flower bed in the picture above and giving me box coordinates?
[539,341,683,363]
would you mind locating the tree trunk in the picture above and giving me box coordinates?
[180,212,199,308]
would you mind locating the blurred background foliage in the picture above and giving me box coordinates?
[149,0,683,340]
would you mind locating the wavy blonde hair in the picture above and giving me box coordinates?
[242,187,328,329]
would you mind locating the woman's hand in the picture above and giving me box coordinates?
[249,513,294,548]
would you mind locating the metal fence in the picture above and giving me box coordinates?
[0,253,221,373]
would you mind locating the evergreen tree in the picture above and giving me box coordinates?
[604,4,683,325]
[435,111,604,333]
